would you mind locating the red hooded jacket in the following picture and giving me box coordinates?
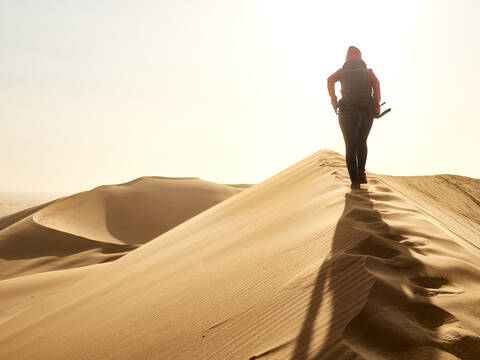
[327,46,381,114]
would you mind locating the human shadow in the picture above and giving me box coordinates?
[290,188,378,359]
[290,186,455,359]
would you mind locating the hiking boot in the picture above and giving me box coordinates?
[359,173,368,184]
[350,180,361,190]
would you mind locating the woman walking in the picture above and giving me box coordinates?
[327,46,381,188]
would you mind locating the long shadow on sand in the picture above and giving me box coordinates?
[289,187,455,359]
[290,188,382,359]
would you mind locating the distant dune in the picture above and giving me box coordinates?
[1,150,479,359]
[0,177,247,280]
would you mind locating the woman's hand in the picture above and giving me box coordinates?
[331,97,338,114]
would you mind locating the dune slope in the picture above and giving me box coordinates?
[1,150,479,359]
[0,177,245,280]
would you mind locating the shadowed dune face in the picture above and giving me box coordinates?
[102,178,243,244]
[291,183,480,360]
[0,177,246,280]
[0,216,138,279]
[342,183,480,359]
[290,189,374,360]
[0,150,479,360]
[34,177,245,245]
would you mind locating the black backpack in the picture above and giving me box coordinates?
[340,59,375,113]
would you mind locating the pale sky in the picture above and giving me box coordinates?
[1,0,479,194]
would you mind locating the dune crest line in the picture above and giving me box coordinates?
[0,150,479,359]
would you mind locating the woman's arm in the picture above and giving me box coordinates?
[327,68,342,112]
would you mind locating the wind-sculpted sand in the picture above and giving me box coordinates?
[0,177,245,280]
[1,150,479,359]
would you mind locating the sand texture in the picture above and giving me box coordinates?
[0,177,245,280]
[1,150,479,359]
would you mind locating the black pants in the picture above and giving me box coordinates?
[338,106,373,182]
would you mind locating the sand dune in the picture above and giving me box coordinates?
[0,263,106,326]
[0,177,245,280]
[1,150,479,359]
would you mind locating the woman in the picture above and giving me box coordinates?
[327,46,381,188]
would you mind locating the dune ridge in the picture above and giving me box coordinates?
[1,150,479,359]
[0,177,245,280]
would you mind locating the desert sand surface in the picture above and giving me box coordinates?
[0,177,245,280]
[1,150,480,359]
